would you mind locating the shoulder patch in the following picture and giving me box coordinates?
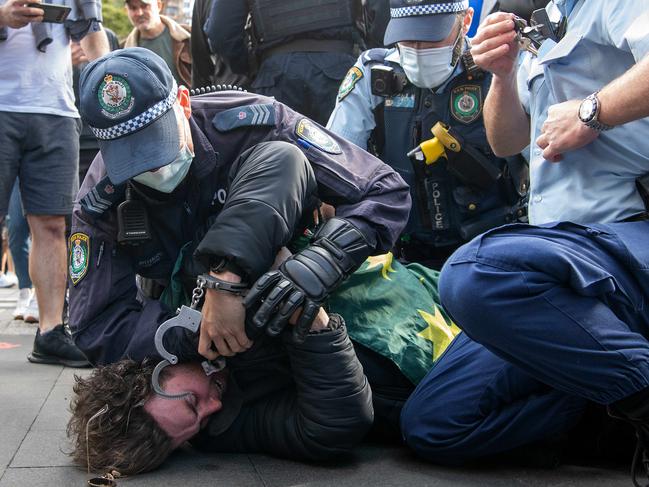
[212,104,275,132]
[450,85,483,124]
[295,119,342,155]
[337,66,363,102]
[361,48,389,66]
[69,232,90,286]
[80,177,125,218]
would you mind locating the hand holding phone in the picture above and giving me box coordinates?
[26,2,71,23]
[0,0,44,28]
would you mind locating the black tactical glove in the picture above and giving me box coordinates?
[243,218,371,342]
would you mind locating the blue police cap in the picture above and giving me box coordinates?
[79,47,180,185]
[384,0,469,45]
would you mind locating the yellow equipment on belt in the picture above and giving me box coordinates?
[407,122,462,165]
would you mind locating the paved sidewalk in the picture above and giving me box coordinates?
[0,287,632,486]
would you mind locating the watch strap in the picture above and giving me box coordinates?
[581,92,614,132]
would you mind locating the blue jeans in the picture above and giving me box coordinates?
[7,181,31,289]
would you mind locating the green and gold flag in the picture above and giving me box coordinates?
[329,253,461,385]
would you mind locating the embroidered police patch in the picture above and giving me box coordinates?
[450,85,482,124]
[212,104,275,132]
[69,233,90,286]
[295,119,342,154]
[98,74,134,120]
[338,66,363,101]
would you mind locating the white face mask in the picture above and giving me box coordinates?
[398,44,456,89]
[134,114,194,193]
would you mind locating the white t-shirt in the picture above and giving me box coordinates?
[0,24,78,117]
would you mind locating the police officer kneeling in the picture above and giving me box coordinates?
[69,47,410,366]
[327,0,528,268]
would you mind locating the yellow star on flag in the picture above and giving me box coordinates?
[365,252,397,280]
[417,306,461,361]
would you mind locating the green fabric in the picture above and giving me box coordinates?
[160,248,460,385]
[329,253,460,385]
[159,241,193,311]
[139,26,182,85]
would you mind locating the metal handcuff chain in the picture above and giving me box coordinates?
[151,282,205,399]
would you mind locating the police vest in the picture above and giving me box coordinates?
[249,0,356,46]
[367,49,528,250]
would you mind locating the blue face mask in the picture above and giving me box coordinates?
[133,115,194,193]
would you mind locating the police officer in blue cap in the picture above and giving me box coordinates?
[327,0,528,269]
[68,47,410,365]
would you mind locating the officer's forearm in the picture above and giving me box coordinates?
[80,26,109,61]
[598,54,649,127]
[484,73,530,157]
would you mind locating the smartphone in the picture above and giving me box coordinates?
[27,2,71,23]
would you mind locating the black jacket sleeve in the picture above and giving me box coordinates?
[194,141,319,281]
[204,0,250,74]
[199,323,374,459]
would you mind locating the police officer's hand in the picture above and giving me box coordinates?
[0,0,44,28]
[198,271,253,359]
[471,12,520,79]
[536,100,599,162]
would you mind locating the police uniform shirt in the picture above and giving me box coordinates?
[326,48,465,149]
[519,0,649,225]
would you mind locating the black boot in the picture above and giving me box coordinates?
[608,388,649,487]
[27,324,90,368]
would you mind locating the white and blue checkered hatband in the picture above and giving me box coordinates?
[90,81,178,140]
[391,0,469,18]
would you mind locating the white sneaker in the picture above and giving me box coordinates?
[12,288,32,320]
[0,272,18,288]
[24,294,39,323]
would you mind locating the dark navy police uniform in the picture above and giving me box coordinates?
[69,90,410,365]
[328,47,528,268]
[205,0,367,125]
[401,221,649,463]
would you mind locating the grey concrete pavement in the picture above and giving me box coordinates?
[0,287,633,486]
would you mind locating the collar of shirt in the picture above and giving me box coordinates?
[554,0,581,18]
[188,117,218,178]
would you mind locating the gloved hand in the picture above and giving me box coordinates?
[243,218,371,342]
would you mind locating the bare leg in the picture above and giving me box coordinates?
[26,214,67,332]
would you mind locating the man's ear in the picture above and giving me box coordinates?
[177,86,191,119]
[462,7,474,36]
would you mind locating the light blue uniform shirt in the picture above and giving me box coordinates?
[519,0,649,224]
[326,48,464,149]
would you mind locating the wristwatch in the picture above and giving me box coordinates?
[578,92,613,132]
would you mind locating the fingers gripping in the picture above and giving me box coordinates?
[293,300,319,343]
[267,289,305,337]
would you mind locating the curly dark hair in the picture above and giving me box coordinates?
[67,358,175,476]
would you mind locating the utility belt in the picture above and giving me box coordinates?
[261,38,354,61]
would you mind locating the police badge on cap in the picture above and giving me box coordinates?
[384,0,469,45]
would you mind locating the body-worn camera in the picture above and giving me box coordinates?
[371,65,407,97]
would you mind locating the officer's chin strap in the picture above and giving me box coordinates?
[151,280,227,399]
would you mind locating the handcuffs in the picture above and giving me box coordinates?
[151,274,246,399]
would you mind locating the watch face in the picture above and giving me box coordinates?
[579,98,596,121]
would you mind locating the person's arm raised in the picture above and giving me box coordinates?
[471,12,530,157]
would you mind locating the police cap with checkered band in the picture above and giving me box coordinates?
[80,47,180,185]
[384,0,469,45]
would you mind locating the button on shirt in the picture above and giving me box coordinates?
[519,0,649,224]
